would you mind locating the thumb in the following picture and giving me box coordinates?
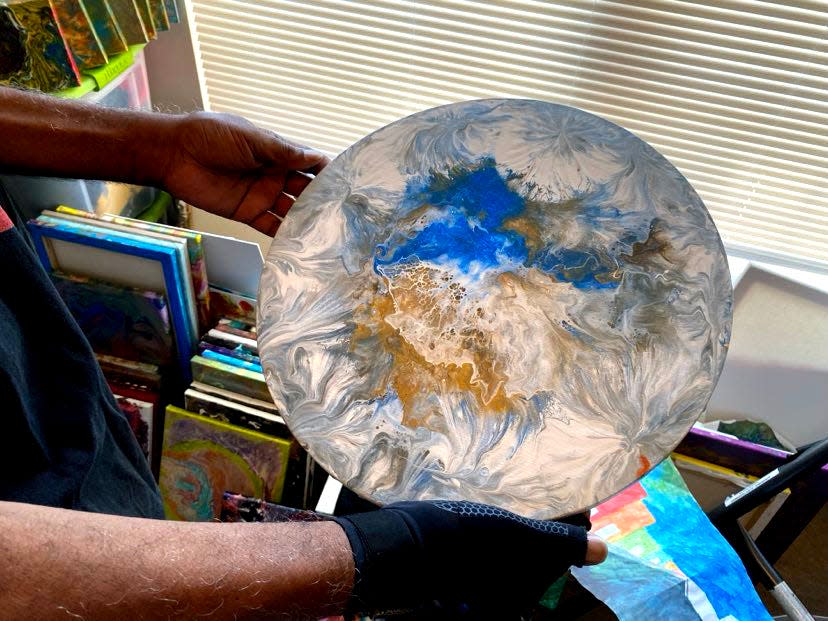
[584,534,608,565]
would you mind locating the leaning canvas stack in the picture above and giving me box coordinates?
[158,316,319,522]
[27,207,202,474]
[29,207,204,380]
[0,0,179,92]
[28,206,318,521]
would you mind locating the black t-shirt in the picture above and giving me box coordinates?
[0,203,164,518]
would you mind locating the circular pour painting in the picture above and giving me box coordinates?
[258,99,732,519]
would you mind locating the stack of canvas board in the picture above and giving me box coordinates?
[157,316,320,520]
[29,207,208,384]
[159,317,290,521]
[0,0,179,92]
[28,207,300,510]
[28,207,210,474]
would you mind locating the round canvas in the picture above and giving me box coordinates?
[258,99,732,519]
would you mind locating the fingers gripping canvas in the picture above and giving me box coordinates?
[258,100,732,519]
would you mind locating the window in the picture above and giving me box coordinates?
[188,0,828,268]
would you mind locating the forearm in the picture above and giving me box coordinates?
[0,86,172,186]
[0,501,353,620]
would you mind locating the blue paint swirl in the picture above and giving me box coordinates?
[375,159,624,289]
[376,161,528,274]
[534,248,619,290]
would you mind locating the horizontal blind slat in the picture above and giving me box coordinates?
[199,44,827,159]
[195,19,828,120]
[192,0,828,266]
[195,2,828,83]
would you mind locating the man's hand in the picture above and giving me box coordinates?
[160,111,329,236]
[0,87,328,236]
[334,500,607,619]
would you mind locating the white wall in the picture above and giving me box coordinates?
[706,264,828,448]
[143,0,205,113]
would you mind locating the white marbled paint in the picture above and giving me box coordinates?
[258,100,732,518]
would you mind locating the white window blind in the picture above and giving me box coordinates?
[188,0,828,268]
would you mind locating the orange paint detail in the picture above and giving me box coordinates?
[351,285,514,431]
[636,454,652,478]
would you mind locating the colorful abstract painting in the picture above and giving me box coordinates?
[0,0,81,91]
[51,271,174,365]
[208,286,256,324]
[159,406,291,521]
[258,100,733,518]
[105,0,147,44]
[80,0,127,55]
[51,0,108,69]
[573,459,772,621]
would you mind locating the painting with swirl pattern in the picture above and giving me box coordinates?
[159,406,291,521]
[258,99,732,519]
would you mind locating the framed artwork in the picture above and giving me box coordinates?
[38,213,198,340]
[55,205,210,331]
[28,216,196,382]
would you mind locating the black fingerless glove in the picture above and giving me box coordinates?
[333,500,587,618]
